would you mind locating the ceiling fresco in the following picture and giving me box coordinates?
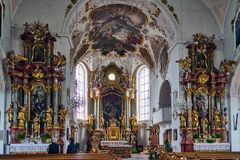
[88,4,147,56]
[68,0,177,71]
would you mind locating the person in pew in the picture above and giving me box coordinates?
[48,138,60,154]
[67,138,77,153]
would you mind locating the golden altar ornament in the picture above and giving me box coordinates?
[106,120,120,140]
[130,114,138,132]
[213,108,221,130]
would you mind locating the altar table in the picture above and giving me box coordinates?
[193,143,230,151]
[9,143,49,154]
[101,140,132,158]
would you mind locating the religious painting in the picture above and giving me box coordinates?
[88,4,147,56]
[195,51,207,70]
[235,9,240,50]
[196,94,208,118]
[102,93,122,126]
[31,44,46,64]
[30,83,47,120]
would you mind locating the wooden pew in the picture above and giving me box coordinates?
[165,152,240,160]
[0,153,113,160]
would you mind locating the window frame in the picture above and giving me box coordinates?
[136,65,150,121]
[74,62,88,120]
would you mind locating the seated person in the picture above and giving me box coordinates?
[67,138,77,153]
[48,138,59,154]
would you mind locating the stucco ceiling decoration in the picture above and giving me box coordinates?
[69,0,177,71]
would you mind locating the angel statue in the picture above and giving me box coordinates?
[213,108,221,130]
[192,108,199,129]
[58,106,68,128]
[100,113,105,129]
[46,106,53,128]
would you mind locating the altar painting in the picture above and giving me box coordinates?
[102,93,122,126]
[30,83,47,120]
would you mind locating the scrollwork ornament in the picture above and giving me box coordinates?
[52,84,61,92]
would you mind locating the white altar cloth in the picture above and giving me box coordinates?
[9,143,49,154]
[193,143,230,151]
[101,140,131,147]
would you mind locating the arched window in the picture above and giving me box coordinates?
[74,62,88,120]
[137,65,150,121]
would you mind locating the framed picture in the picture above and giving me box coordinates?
[173,129,178,141]
[235,9,240,51]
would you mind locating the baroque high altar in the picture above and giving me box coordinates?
[177,33,235,152]
[86,63,138,153]
[6,22,67,149]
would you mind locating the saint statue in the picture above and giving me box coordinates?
[130,115,137,132]
[7,102,14,124]
[87,114,95,132]
[33,113,40,138]
[179,112,186,128]
[222,112,228,129]
[201,115,208,134]
[192,108,199,129]
[58,106,68,128]
[46,106,53,128]
[119,113,126,129]
[17,101,27,129]
[100,113,105,129]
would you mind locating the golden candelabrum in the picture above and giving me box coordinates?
[176,33,235,148]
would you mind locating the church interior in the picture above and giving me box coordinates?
[0,0,240,159]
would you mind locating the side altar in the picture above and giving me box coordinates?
[6,22,67,153]
[176,33,235,152]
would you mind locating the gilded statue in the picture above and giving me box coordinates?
[213,108,221,130]
[100,113,105,129]
[222,112,228,129]
[7,102,14,125]
[46,106,53,128]
[87,114,95,132]
[119,113,126,129]
[7,50,16,68]
[201,115,208,134]
[130,115,138,132]
[192,108,199,129]
[33,113,40,138]
[179,112,186,128]
[58,106,68,128]
[17,101,27,129]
